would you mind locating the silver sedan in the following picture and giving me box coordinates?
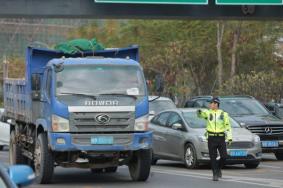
[149,108,262,169]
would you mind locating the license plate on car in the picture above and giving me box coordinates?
[229,150,247,157]
[261,141,279,148]
[91,136,113,145]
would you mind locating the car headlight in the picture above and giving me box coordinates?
[52,115,70,132]
[135,115,149,131]
[254,135,260,143]
[198,135,207,142]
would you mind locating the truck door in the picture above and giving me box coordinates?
[42,69,52,123]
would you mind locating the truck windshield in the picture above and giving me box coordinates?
[56,64,146,97]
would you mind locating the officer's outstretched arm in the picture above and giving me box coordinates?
[224,112,232,141]
[197,109,208,120]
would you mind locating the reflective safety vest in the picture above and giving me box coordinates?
[198,109,232,140]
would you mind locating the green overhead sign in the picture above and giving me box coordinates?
[94,0,208,4]
[216,0,283,5]
[95,0,283,4]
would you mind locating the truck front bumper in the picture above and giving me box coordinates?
[49,132,152,152]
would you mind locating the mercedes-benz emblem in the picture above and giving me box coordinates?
[265,127,272,134]
[95,114,110,124]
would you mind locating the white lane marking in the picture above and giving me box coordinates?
[261,165,282,169]
[152,167,283,188]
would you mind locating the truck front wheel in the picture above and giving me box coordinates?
[34,133,54,184]
[9,130,26,165]
[128,149,151,181]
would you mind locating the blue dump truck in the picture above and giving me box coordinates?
[3,46,158,184]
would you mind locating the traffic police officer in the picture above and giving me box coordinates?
[197,97,232,181]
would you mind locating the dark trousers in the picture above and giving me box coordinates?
[208,136,227,173]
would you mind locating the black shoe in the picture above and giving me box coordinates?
[218,169,222,178]
[213,172,219,181]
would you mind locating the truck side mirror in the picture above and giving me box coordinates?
[155,74,164,93]
[31,74,41,100]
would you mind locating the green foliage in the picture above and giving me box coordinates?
[216,71,283,102]
[66,20,283,105]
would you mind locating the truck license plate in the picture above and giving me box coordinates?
[91,136,113,145]
[229,150,247,157]
[261,141,279,148]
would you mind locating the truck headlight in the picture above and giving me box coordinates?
[254,135,260,143]
[52,115,70,132]
[135,115,149,131]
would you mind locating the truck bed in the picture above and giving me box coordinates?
[4,78,32,123]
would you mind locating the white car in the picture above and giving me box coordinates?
[149,96,177,120]
[0,108,10,150]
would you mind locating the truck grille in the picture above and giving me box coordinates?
[246,125,283,135]
[228,142,254,149]
[69,112,135,132]
[72,134,132,146]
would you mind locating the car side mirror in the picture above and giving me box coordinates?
[9,165,35,187]
[172,123,183,130]
[31,74,41,100]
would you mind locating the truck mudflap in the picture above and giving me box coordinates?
[48,131,152,152]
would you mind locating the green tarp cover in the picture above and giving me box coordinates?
[54,38,104,54]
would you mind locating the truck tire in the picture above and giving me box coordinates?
[275,152,283,160]
[34,133,54,184]
[184,143,199,169]
[244,161,260,169]
[128,149,151,181]
[9,130,26,165]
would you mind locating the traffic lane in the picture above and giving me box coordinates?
[29,166,276,188]
[156,153,283,181]
[0,150,283,188]
[155,154,283,187]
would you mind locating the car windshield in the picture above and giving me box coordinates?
[220,98,269,116]
[56,64,146,97]
[149,100,176,113]
[278,107,283,118]
[182,111,240,129]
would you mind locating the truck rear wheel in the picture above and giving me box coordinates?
[9,130,26,165]
[128,149,151,181]
[275,152,283,160]
[34,133,54,184]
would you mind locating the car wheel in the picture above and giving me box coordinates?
[244,161,260,169]
[184,143,199,169]
[0,146,4,151]
[275,152,283,160]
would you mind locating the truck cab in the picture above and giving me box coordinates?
[4,46,156,184]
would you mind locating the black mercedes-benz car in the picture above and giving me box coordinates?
[184,95,283,160]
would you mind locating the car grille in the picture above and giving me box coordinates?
[246,125,283,135]
[69,112,135,132]
[228,142,254,149]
